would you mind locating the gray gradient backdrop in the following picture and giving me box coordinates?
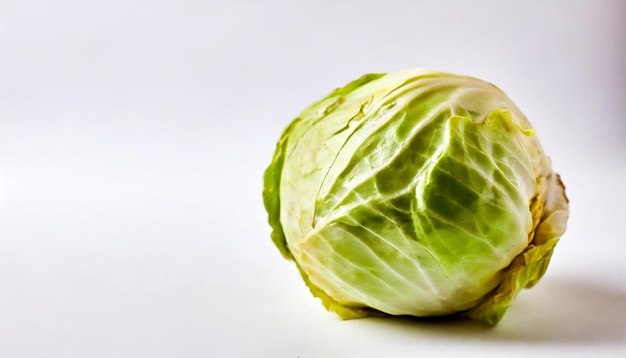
[1,1,625,357]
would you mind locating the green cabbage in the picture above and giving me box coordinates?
[263,68,569,326]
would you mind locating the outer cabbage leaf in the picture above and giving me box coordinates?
[465,172,568,325]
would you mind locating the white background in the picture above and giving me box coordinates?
[1,1,625,357]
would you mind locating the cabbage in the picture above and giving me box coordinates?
[263,68,569,326]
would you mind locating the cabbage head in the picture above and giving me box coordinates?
[263,68,569,326]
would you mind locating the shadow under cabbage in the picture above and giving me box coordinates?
[362,277,626,344]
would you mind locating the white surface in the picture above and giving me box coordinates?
[1,1,625,357]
